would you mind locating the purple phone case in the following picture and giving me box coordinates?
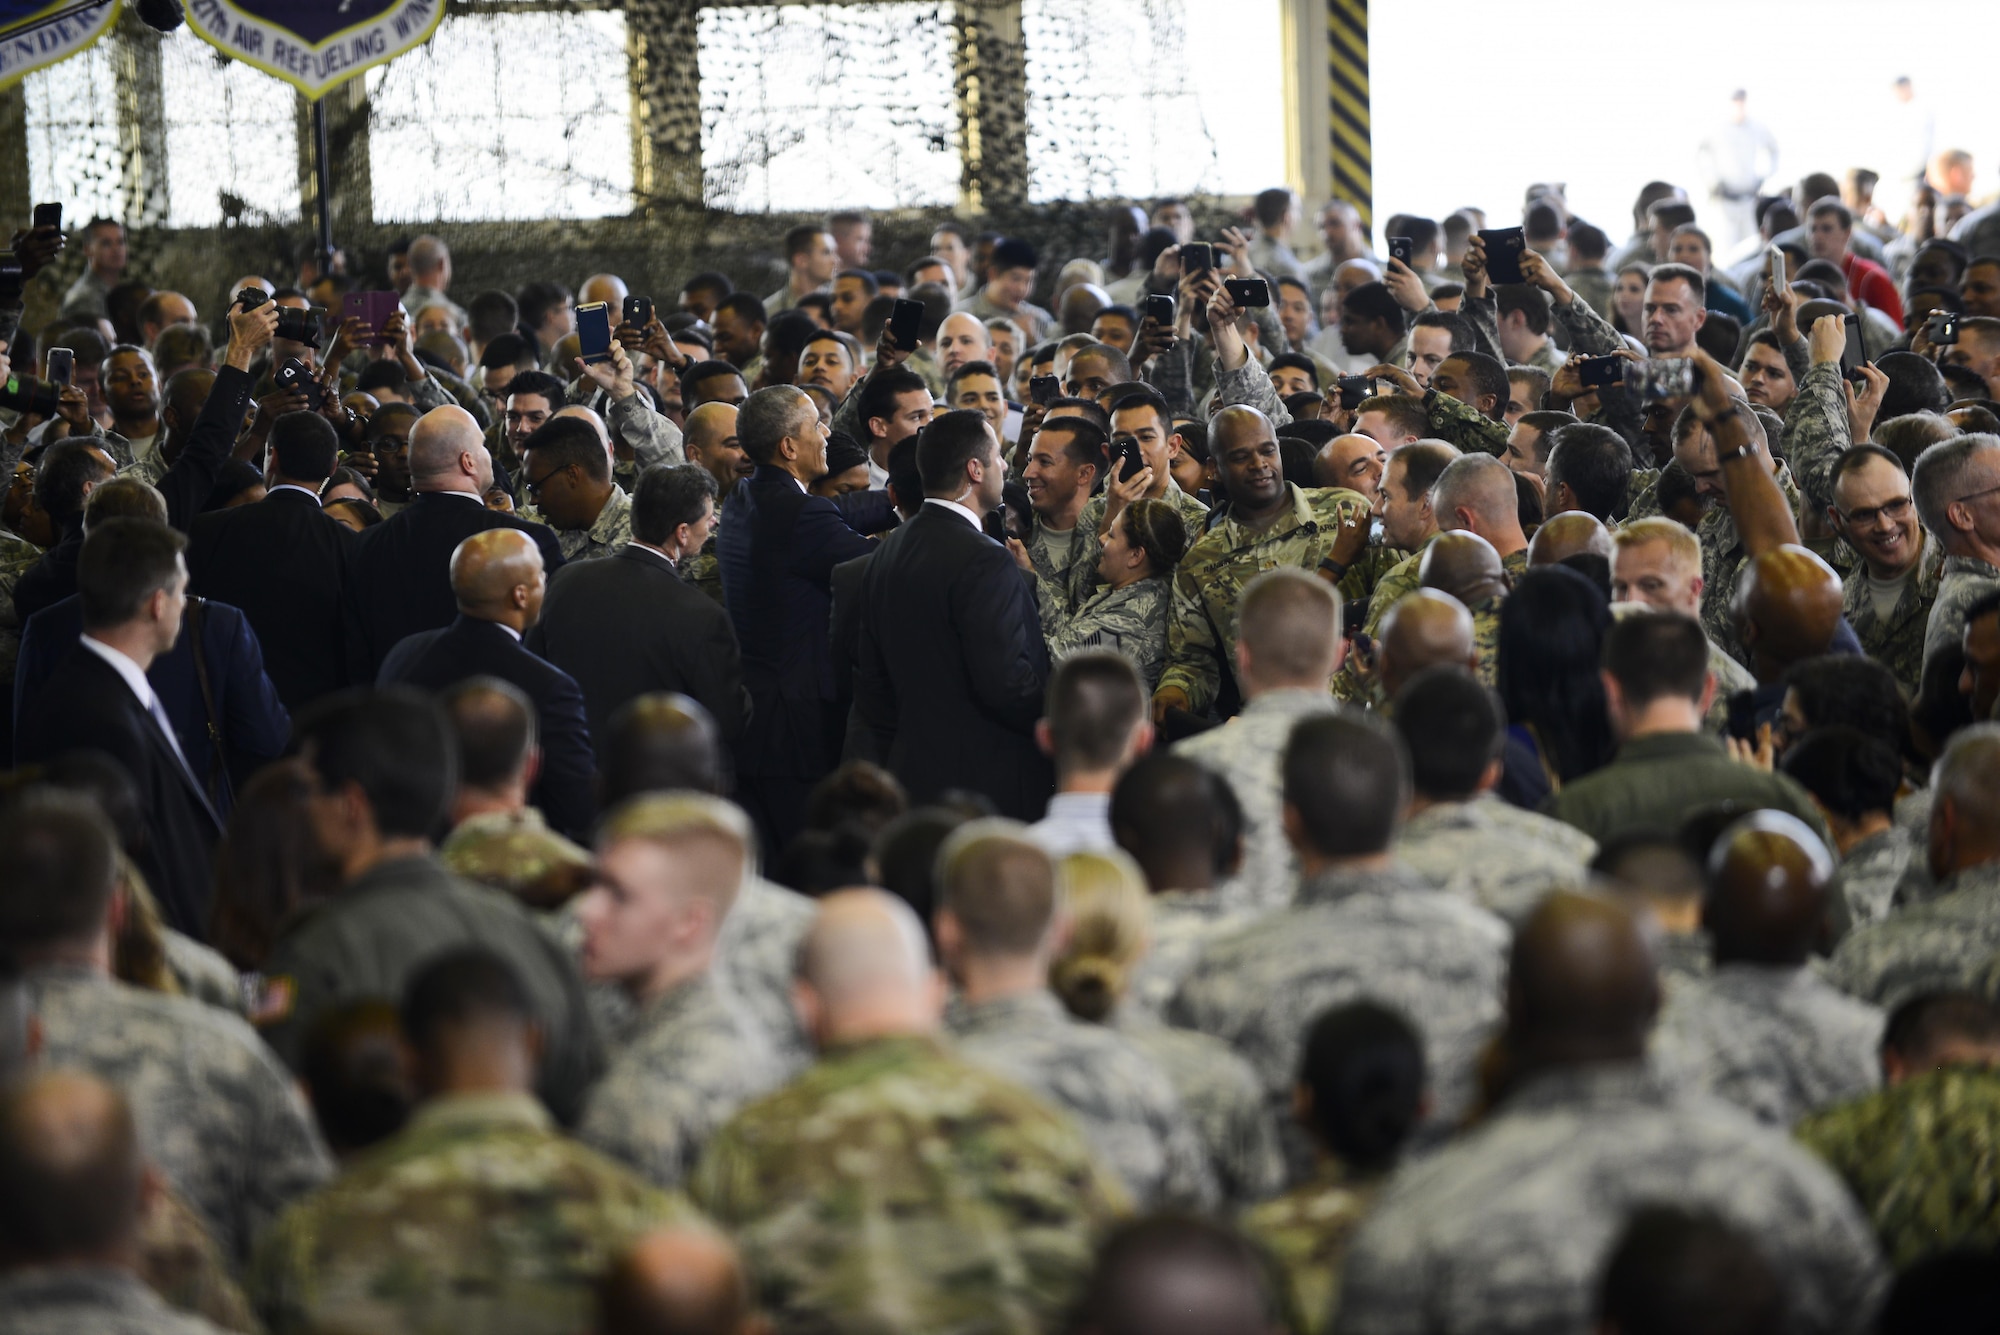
[344,292,402,345]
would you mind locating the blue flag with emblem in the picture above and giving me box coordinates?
[0,0,121,91]
[183,0,443,99]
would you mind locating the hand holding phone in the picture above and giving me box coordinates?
[1388,237,1414,267]
[1479,229,1528,285]
[1181,243,1214,275]
[622,296,654,329]
[44,348,74,388]
[342,291,401,347]
[31,203,61,232]
[1142,294,1175,326]
[1575,356,1624,390]
[1223,278,1270,309]
[1841,313,1867,381]
[887,298,925,353]
[1336,375,1373,410]
[1113,436,1145,481]
[1029,374,1060,406]
[576,301,614,365]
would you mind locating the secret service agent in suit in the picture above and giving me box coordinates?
[187,410,356,712]
[379,527,596,842]
[717,385,897,859]
[342,405,564,683]
[529,460,749,755]
[855,409,1053,819]
[15,519,223,939]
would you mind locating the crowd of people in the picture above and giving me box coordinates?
[2,150,2000,1335]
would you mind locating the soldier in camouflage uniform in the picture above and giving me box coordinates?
[249,948,696,1335]
[690,889,1129,1335]
[138,1187,259,1333]
[1047,573,1173,691]
[0,521,46,687]
[1415,533,1511,690]
[1910,434,2000,682]
[1794,994,2000,1269]
[711,875,817,1071]
[1334,891,1885,1335]
[519,479,632,563]
[440,807,594,910]
[1829,824,1917,935]
[1648,815,1883,1128]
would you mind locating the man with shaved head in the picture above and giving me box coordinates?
[1337,890,1886,1335]
[690,888,1126,1335]
[1418,530,1509,687]
[1377,588,1476,702]
[1312,432,1387,495]
[1068,1215,1288,1335]
[1652,812,1882,1127]
[343,404,564,680]
[1430,454,1527,572]
[380,527,595,838]
[598,1227,760,1335]
[677,400,746,603]
[934,310,992,378]
[1110,753,1248,1017]
[1832,725,2000,1008]
[1176,567,1345,910]
[1527,512,1612,569]
[1732,545,1845,688]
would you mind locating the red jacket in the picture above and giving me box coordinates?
[1841,253,1904,328]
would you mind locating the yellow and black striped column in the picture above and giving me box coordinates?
[1325,0,1371,228]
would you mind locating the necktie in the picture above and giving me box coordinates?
[145,695,199,786]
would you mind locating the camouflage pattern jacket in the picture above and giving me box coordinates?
[1924,553,2000,684]
[0,1265,231,1335]
[690,1034,1129,1335]
[1240,1162,1387,1335]
[1114,1009,1286,1209]
[439,807,593,911]
[1333,1063,1886,1335]
[1046,576,1171,690]
[1394,799,1591,927]
[518,483,631,563]
[1843,538,1942,699]
[1829,860,2000,1009]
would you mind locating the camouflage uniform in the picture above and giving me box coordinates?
[1474,793,1599,865]
[1795,1064,2000,1269]
[250,1092,696,1335]
[1068,481,1208,609]
[1026,514,1091,624]
[1650,963,1883,1128]
[1157,484,1371,717]
[1829,826,1916,935]
[162,928,244,1016]
[0,527,47,686]
[1174,688,1342,912]
[1844,538,1942,699]
[1829,861,2000,1009]
[26,964,332,1264]
[578,974,787,1190]
[1462,592,1504,688]
[1359,538,1434,640]
[518,484,631,562]
[140,1189,260,1332]
[439,807,594,911]
[1416,389,1508,458]
[1239,1162,1385,1335]
[1169,864,1509,1177]
[1046,575,1172,690]
[1394,800,1590,927]
[712,876,817,1072]
[1126,889,1258,1020]
[1699,461,1803,667]
[1115,1009,1286,1208]
[1705,636,1758,735]
[946,990,1217,1210]
[1923,554,2000,684]
[0,1266,232,1335]
[689,1034,1129,1335]
[1333,1063,1886,1335]
[685,528,725,606]
[1548,290,1627,358]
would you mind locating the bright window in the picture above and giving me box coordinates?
[160,44,301,228]
[22,42,123,224]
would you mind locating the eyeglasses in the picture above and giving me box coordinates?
[1836,496,1913,528]
[522,464,569,499]
[1954,484,2000,507]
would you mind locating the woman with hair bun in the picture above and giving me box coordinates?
[1041,497,1187,690]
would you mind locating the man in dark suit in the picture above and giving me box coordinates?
[529,461,748,753]
[378,526,595,840]
[187,410,355,711]
[856,410,1052,818]
[831,435,924,765]
[716,385,896,857]
[343,405,564,682]
[15,519,223,938]
[11,439,116,626]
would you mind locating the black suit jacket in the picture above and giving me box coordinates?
[855,504,1052,818]
[378,615,596,840]
[342,491,565,682]
[715,466,892,781]
[526,545,749,752]
[187,485,356,711]
[16,646,223,937]
[828,550,879,765]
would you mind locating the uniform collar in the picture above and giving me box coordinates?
[406,1090,551,1135]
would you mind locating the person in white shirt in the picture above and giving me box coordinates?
[1030,650,1153,858]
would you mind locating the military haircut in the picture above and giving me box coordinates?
[1590,830,1704,905]
[1392,666,1504,801]
[1282,711,1411,858]
[1595,1205,1786,1335]
[1341,281,1404,329]
[77,517,183,633]
[1388,439,1459,500]
[632,463,719,546]
[1070,342,1133,384]
[1781,656,1908,757]
[1411,310,1475,352]
[1297,1001,1425,1173]
[598,792,754,912]
[272,410,341,482]
[937,819,1057,956]
[1494,283,1551,336]
[947,358,1002,399]
[442,676,538,791]
[1070,1214,1285,1335]
[80,474,167,532]
[1109,753,1243,879]
[857,367,931,434]
[1912,433,2000,539]
[504,369,568,408]
[401,945,536,1056]
[915,409,995,494]
[1647,261,1708,307]
[1602,610,1709,707]
[1237,566,1340,680]
[1880,991,2000,1067]
[601,693,723,805]
[1044,651,1148,774]
[1038,415,1109,479]
[295,685,458,839]
[521,413,611,484]
[1934,722,2000,830]
[300,999,413,1156]
[0,788,120,948]
[1545,423,1637,524]
[1445,349,1509,407]
[0,1071,144,1262]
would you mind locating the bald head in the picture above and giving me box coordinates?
[1419,530,1508,605]
[450,528,544,619]
[409,405,491,491]
[1313,433,1387,493]
[601,693,722,805]
[554,404,612,450]
[1071,1216,1285,1335]
[1060,282,1111,336]
[162,367,215,430]
[1930,723,2000,881]
[1508,890,1660,1066]
[598,1228,751,1335]
[0,1069,145,1262]
[580,273,628,309]
[1732,545,1843,682]
[1431,454,1523,543]
[1209,405,1274,455]
[797,888,940,1044]
[1704,812,1834,966]
[1528,511,1612,568]
[1378,589,1476,698]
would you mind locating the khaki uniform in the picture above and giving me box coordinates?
[439,807,593,910]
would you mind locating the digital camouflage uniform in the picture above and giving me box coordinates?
[1126,889,1259,1020]
[1169,864,1509,1179]
[1698,461,1803,667]
[946,990,1217,1210]
[1828,861,2000,1010]
[1394,800,1591,927]
[1924,554,2000,684]
[1239,1162,1386,1335]
[1157,483,1370,717]
[689,1034,1129,1335]
[1795,1064,2000,1269]
[1461,593,1504,689]
[1046,576,1171,690]
[0,1266,231,1335]
[711,876,817,1071]
[518,483,631,562]
[439,807,593,911]
[1363,544,1524,655]
[1333,1063,1886,1335]
[1650,963,1883,1129]
[250,1092,696,1335]
[1704,635,1758,734]
[0,526,46,686]
[1358,537,1436,640]
[1829,826,1916,937]
[140,1189,259,1333]
[161,928,244,1016]
[1844,538,1942,699]
[25,964,332,1264]
[578,974,787,1190]
[1473,792,1599,866]
[1174,688,1342,913]
[1115,1010,1285,1208]
[1025,514,1091,623]
[1068,480,1209,609]
[685,528,724,605]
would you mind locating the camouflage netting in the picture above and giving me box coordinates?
[3,0,1255,333]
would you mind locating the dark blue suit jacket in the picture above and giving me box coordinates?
[378,615,596,840]
[716,465,894,780]
[15,594,290,820]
